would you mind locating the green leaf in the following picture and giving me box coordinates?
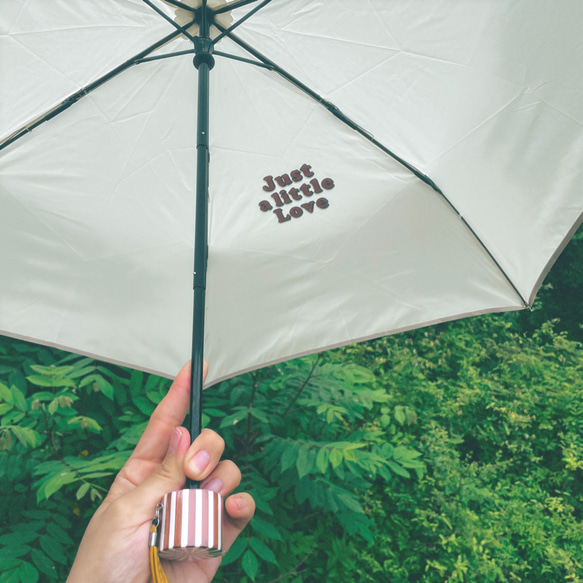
[281,442,299,472]
[38,536,66,565]
[129,370,144,397]
[253,496,274,516]
[394,406,406,426]
[11,521,44,534]
[9,426,41,448]
[67,416,102,433]
[95,376,114,400]
[80,471,114,479]
[133,396,155,416]
[26,375,74,388]
[343,448,357,462]
[249,537,278,565]
[219,409,248,429]
[29,365,73,375]
[393,445,422,462]
[3,409,25,424]
[296,445,315,479]
[78,374,98,388]
[0,567,21,583]
[51,513,72,530]
[387,460,410,478]
[250,517,282,541]
[204,408,226,418]
[46,522,73,546]
[67,364,97,379]
[75,482,90,501]
[30,549,55,579]
[315,447,329,474]
[0,531,38,546]
[146,389,162,405]
[35,469,78,501]
[25,375,54,388]
[0,556,21,571]
[20,510,51,520]
[17,562,38,583]
[10,387,27,412]
[335,489,364,514]
[0,382,13,404]
[241,550,259,580]
[248,407,270,424]
[295,477,311,504]
[30,391,54,402]
[144,373,162,393]
[1,545,30,558]
[329,448,343,469]
[220,536,247,566]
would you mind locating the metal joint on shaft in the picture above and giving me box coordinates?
[193,37,215,70]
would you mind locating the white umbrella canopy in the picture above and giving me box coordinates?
[1,0,582,387]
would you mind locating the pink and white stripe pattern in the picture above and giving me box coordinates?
[158,488,223,561]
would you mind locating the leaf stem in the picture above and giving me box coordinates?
[281,356,320,418]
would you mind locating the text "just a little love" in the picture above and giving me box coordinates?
[258,163,335,223]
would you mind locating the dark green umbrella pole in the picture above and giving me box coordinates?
[188,4,215,490]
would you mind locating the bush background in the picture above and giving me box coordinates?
[0,228,581,583]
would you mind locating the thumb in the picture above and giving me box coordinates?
[122,426,190,519]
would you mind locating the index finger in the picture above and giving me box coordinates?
[130,360,206,464]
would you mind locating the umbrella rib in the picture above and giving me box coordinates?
[216,26,442,191]
[215,0,263,14]
[214,25,530,310]
[163,0,196,12]
[213,50,272,70]
[0,28,186,152]
[136,49,196,64]
[141,0,199,44]
[211,0,274,44]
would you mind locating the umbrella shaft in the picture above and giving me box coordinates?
[189,49,212,488]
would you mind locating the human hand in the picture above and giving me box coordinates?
[67,361,255,583]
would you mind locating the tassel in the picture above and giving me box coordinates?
[150,506,169,583]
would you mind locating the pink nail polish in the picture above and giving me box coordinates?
[201,478,223,493]
[167,427,181,455]
[190,450,210,475]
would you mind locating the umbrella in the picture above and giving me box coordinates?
[3,0,582,384]
[2,0,583,476]
[2,0,583,562]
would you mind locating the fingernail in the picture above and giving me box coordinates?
[189,450,210,475]
[232,496,246,511]
[167,428,181,455]
[201,478,222,493]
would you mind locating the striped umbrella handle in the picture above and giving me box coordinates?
[158,489,223,561]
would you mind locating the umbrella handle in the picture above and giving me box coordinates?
[152,491,223,562]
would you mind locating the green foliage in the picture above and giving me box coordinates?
[2,319,582,583]
[207,356,423,581]
[517,227,583,343]
[0,339,422,582]
[333,317,583,582]
[0,339,169,581]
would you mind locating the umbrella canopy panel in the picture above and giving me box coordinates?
[1,0,582,385]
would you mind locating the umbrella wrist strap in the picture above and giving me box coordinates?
[150,507,169,583]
